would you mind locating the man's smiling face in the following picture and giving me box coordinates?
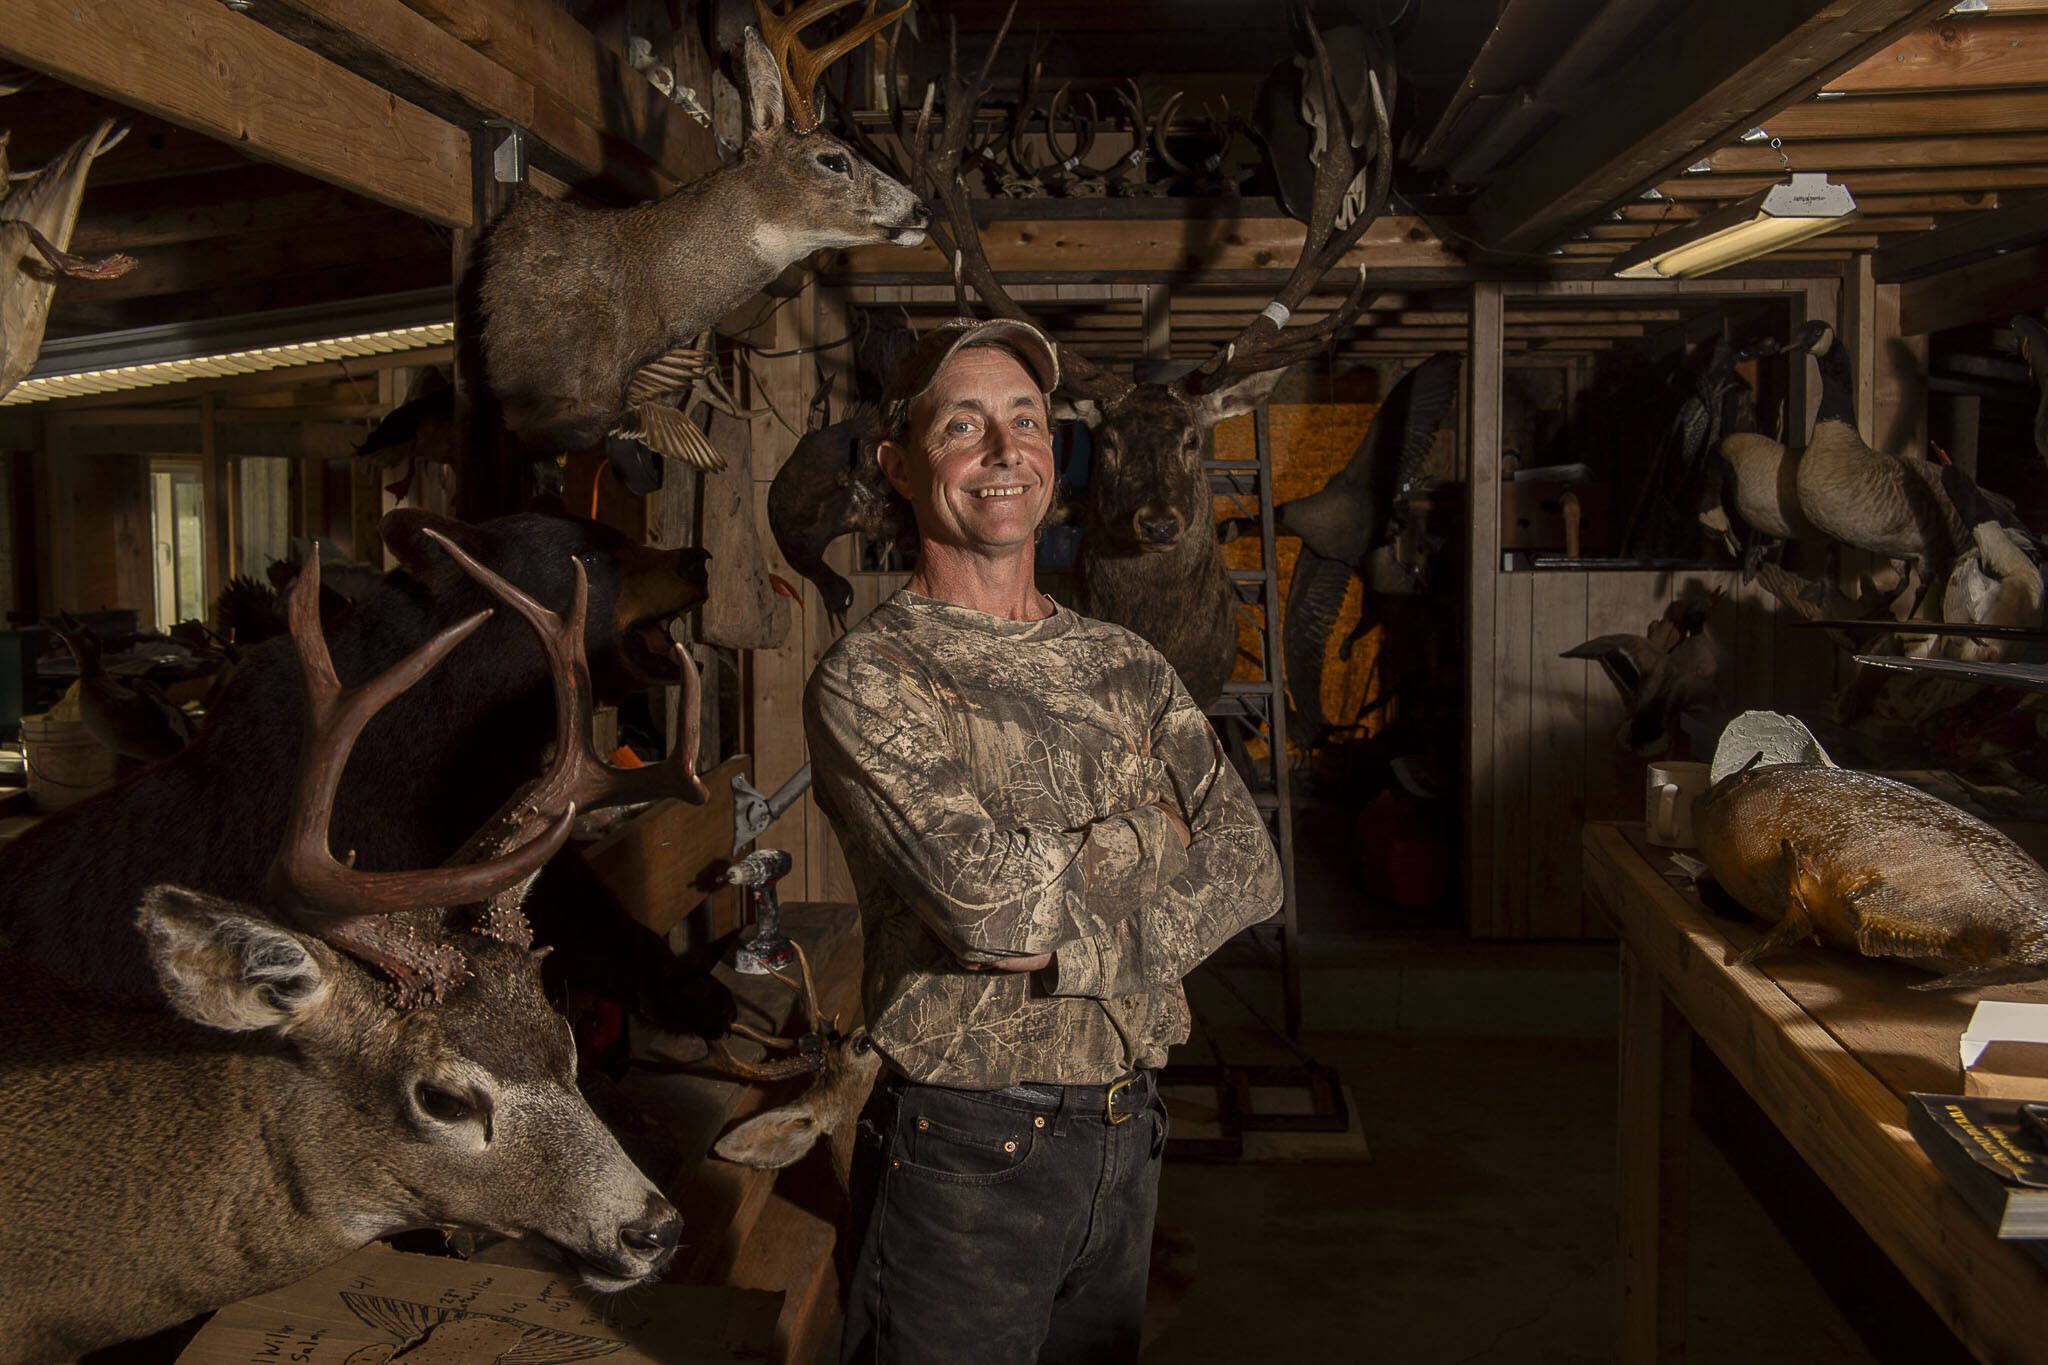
[880,345,1056,561]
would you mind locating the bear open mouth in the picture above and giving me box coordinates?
[619,612,690,683]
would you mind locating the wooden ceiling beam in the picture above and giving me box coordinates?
[1622,191,1992,217]
[1825,14,2048,93]
[823,215,1459,276]
[1898,242,2048,333]
[1654,166,2048,197]
[2,0,473,226]
[70,176,375,252]
[1467,0,1953,256]
[1702,131,2048,173]
[1875,191,2048,282]
[242,0,707,195]
[1762,89,2048,140]
[74,212,445,303]
[388,0,713,185]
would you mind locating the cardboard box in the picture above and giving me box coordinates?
[177,1244,780,1363]
[1962,1002,2048,1099]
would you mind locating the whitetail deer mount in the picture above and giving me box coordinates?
[873,0,1395,704]
[0,546,696,1359]
[479,1,930,487]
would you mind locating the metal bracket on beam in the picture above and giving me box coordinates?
[481,119,529,185]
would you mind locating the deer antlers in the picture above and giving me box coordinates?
[709,940,837,1082]
[755,0,912,136]
[267,541,708,1007]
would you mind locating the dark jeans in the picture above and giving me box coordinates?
[839,1070,1168,1364]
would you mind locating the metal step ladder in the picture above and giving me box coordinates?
[1204,407,1301,1038]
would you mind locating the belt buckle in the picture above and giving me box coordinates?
[1106,1074,1135,1125]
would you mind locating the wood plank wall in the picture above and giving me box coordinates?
[1465,276,1847,939]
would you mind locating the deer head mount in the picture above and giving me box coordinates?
[478,2,928,484]
[266,539,707,1008]
[859,0,1395,704]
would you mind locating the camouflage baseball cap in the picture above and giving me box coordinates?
[879,317,1060,442]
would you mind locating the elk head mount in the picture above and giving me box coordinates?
[479,0,931,491]
[876,0,1395,706]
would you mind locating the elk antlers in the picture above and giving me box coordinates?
[755,0,912,136]
[1187,5,1394,391]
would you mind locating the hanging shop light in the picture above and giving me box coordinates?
[1610,172,1859,280]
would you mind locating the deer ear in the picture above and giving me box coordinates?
[741,27,786,139]
[1196,368,1289,426]
[138,886,334,1036]
[716,1104,828,1169]
[382,508,492,582]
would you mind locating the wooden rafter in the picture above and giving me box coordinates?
[2,0,474,227]
[1762,88,2048,140]
[1467,0,1953,256]
[1825,14,2048,93]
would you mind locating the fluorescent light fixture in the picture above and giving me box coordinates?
[2,289,454,405]
[1611,172,1859,280]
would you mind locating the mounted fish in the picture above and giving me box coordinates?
[479,0,928,493]
[767,404,915,631]
[1563,591,1720,758]
[1695,712,2048,990]
[1,119,135,399]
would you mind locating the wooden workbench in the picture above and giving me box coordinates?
[1582,821,2048,1365]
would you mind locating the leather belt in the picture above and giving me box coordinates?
[985,1068,1157,1125]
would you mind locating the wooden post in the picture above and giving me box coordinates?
[199,392,233,611]
[453,125,520,521]
[1619,943,1690,1365]
[1463,283,1504,936]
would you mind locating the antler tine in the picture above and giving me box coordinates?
[1187,6,1394,390]
[762,938,828,1036]
[755,0,912,135]
[267,550,574,947]
[421,528,709,813]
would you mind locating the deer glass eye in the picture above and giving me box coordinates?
[818,152,852,175]
[416,1084,471,1124]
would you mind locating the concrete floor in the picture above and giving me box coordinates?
[1143,933,1951,1364]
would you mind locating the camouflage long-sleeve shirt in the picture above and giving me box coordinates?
[804,590,1283,1089]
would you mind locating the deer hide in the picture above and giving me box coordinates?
[2,120,120,399]
[697,408,791,650]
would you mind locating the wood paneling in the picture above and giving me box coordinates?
[1826,14,2048,93]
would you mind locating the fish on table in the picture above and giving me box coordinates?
[1694,713,2048,990]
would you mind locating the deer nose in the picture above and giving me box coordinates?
[618,1193,682,1261]
[909,201,933,229]
[1135,512,1183,546]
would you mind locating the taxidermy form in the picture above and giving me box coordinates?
[0,116,135,399]
[1695,712,2048,990]
[356,367,452,501]
[1239,352,1459,743]
[45,612,192,763]
[1563,592,1720,759]
[1784,320,1966,575]
[479,1,929,493]
[767,405,915,632]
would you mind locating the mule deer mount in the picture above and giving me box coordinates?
[865,0,1395,705]
[479,0,930,493]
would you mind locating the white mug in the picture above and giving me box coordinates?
[1644,761,1711,848]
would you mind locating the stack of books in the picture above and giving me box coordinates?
[1908,1093,2048,1244]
